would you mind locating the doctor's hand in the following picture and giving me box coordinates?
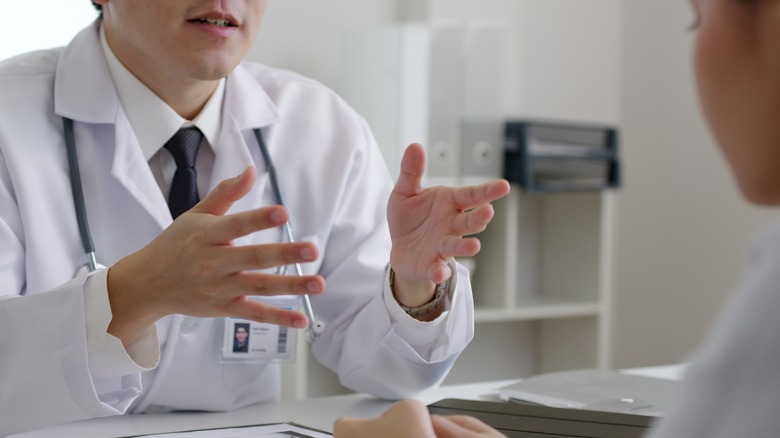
[333,399,506,438]
[387,143,510,318]
[106,167,324,347]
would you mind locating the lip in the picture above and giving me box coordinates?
[188,11,240,26]
[186,11,240,37]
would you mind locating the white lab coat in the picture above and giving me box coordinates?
[0,22,474,435]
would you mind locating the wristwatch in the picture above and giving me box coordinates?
[389,268,450,318]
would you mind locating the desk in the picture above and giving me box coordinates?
[10,379,515,438]
[11,365,683,438]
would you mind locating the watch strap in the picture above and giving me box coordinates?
[389,268,449,318]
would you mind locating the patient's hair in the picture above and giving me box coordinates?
[92,1,101,11]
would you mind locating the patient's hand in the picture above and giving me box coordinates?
[333,399,506,438]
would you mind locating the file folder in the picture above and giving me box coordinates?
[428,398,655,438]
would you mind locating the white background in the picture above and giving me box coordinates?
[0,2,97,61]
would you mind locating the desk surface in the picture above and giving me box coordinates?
[11,365,684,438]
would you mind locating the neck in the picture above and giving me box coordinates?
[147,76,219,121]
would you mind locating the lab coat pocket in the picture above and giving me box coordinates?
[220,358,277,404]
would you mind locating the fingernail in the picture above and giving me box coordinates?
[270,209,285,223]
[300,247,315,261]
[294,319,307,329]
[307,281,321,292]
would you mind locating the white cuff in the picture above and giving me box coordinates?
[84,269,160,381]
[84,269,112,352]
[382,260,459,349]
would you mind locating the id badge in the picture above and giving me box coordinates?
[221,296,298,363]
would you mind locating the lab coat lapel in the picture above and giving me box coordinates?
[55,20,118,125]
[211,65,282,215]
[109,117,172,230]
[54,20,172,231]
[210,116,260,215]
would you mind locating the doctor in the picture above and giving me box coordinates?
[0,0,510,434]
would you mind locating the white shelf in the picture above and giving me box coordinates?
[457,186,614,382]
[286,186,617,396]
[475,299,601,323]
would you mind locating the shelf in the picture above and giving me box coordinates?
[475,298,601,323]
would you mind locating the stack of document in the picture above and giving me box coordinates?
[498,369,678,417]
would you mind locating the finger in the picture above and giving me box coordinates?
[450,204,495,236]
[334,415,360,425]
[426,260,453,284]
[437,235,482,259]
[234,272,326,296]
[451,179,511,210]
[393,143,426,197]
[225,296,310,328]
[205,205,289,244]
[216,241,319,272]
[333,417,372,437]
[432,414,498,434]
[192,166,257,217]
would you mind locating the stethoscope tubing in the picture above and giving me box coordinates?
[252,128,322,341]
[64,117,100,272]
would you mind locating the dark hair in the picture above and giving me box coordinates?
[92,1,101,11]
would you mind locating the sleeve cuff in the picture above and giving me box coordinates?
[382,260,459,348]
[84,269,160,381]
[84,269,112,352]
[88,329,159,382]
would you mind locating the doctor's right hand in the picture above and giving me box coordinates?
[106,167,325,347]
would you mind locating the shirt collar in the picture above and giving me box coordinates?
[99,24,224,160]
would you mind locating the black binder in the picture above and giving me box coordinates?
[428,398,656,438]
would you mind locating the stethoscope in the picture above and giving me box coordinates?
[63,117,325,341]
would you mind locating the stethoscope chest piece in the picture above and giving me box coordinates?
[74,262,108,278]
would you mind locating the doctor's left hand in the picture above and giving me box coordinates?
[387,143,510,318]
[106,167,325,347]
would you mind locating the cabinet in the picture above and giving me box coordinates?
[443,187,616,384]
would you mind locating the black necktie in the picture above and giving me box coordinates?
[164,127,203,219]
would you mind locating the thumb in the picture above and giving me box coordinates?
[333,416,371,436]
[191,166,256,216]
[394,143,426,196]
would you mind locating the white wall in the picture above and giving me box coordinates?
[512,0,622,124]
[613,1,777,367]
[247,0,401,95]
[0,2,97,61]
